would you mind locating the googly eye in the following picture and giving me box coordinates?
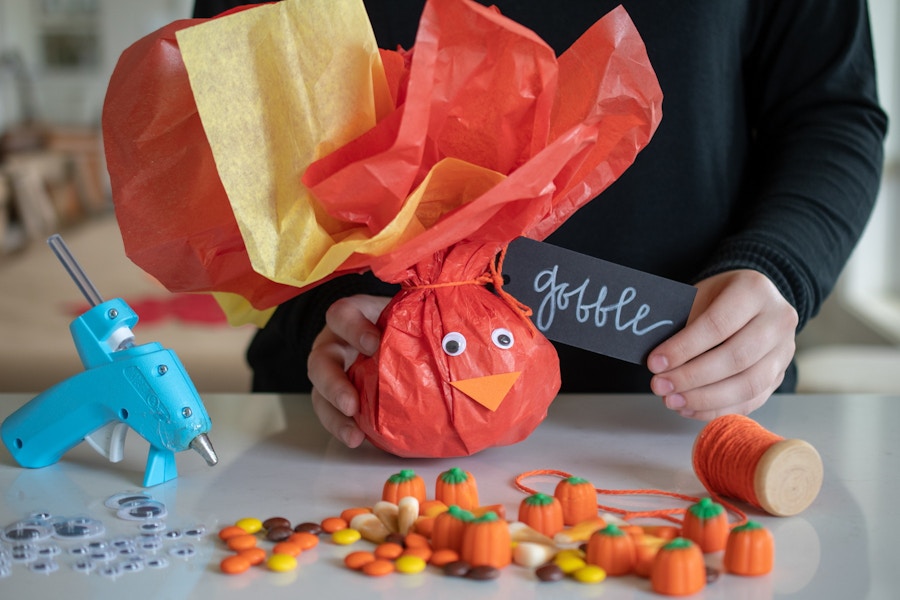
[441,332,467,356]
[105,492,154,510]
[491,328,514,349]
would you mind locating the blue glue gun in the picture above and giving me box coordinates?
[0,235,218,487]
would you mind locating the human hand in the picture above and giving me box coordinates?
[646,269,799,420]
[307,294,391,447]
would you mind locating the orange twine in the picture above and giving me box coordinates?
[692,413,784,513]
[401,244,537,333]
[515,413,805,526]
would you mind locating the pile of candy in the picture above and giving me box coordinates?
[217,468,774,595]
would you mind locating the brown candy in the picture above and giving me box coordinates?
[294,522,323,535]
[443,560,471,577]
[535,563,565,582]
[263,517,291,531]
[706,566,721,584]
[265,525,294,542]
[466,565,501,581]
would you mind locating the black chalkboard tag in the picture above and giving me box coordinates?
[502,237,697,365]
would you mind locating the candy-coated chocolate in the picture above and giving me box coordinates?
[374,541,404,560]
[267,553,298,572]
[235,518,263,534]
[265,525,293,542]
[572,564,607,584]
[443,560,471,577]
[361,558,395,577]
[344,550,376,570]
[332,528,362,545]
[430,548,460,567]
[238,547,267,566]
[262,517,291,531]
[272,541,303,557]
[320,516,349,533]
[226,533,258,551]
[218,525,247,541]
[395,554,427,574]
[220,554,251,575]
[466,565,501,580]
[535,563,565,582]
[293,522,323,535]
[289,531,320,550]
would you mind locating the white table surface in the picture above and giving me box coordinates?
[0,393,896,599]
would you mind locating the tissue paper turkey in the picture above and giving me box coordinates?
[103,0,662,456]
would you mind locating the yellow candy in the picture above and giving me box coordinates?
[554,552,587,574]
[235,517,263,534]
[572,565,607,584]
[394,554,427,574]
[554,548,586,564]
[267,553,298,572]
[331,528,362,545]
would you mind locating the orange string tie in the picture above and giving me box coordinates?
[401,244,537,332]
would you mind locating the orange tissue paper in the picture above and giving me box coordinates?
[102,0,663,456]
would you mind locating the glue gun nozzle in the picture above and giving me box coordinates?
[189,433,218,466]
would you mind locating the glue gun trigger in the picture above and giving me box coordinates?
[84,422,129,462]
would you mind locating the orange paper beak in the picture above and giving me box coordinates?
[451,371,522,412]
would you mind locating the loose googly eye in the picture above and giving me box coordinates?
[441,332,467,356]
[491,328,514,349]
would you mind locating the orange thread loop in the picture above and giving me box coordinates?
[402,245,536,331]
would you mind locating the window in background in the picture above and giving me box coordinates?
[37,0,100,71]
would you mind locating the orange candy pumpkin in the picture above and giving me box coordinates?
[553,476,596,525]
[459,512,511,569]
[650,537,706,596]
[681,497,729,553]
[586,523,636,576]
[517,492,564,537]
[382,469,426,504]
[435,467,479,510]
[723,521,774,576]
[431,505,474,552]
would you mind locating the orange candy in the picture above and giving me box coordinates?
[218,525,248,541]
[429,548,460,567]
[341,507,372,523]
[238,547,267,566]
[413,516,435,538]
[344,550,377,570]
[288,531,320,550]
[272,541,303,557]
[321,517,349,533]
[226,533,258,551]
[402,545,433,563]
[404,532,430,549]
[362,558,395,577]
[374,542,404,560]
[220,554,251,575]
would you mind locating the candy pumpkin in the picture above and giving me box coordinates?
[681,497,729,553]
[723,521,774,576]
[650,537,706,596]
[459,512,511,569]
[585,523,636,576]
[435,467,479,510]
[431,505,474,552]
[382,469,426,504]
[554,476,597,526]
[518,492,565,538]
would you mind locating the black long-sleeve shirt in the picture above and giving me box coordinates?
[194,0,888,393]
